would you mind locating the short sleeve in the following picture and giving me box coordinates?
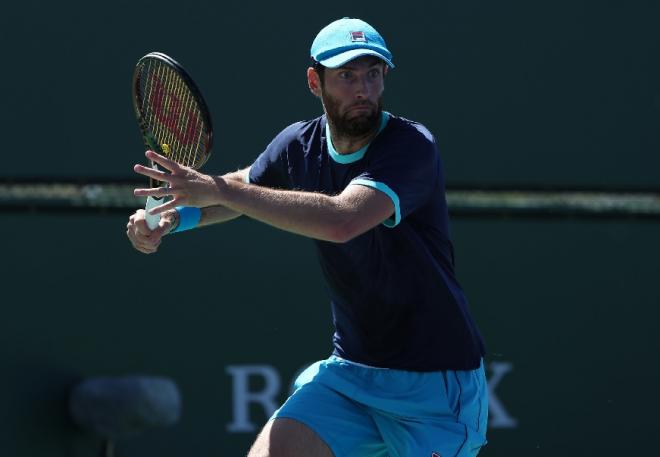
[349,123,441,227]
[248,123,303,189]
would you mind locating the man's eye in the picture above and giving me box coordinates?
[369,69,381,78]
[339,72,352,79]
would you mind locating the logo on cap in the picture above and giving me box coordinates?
[432,453,442,457]
[349,31,367,42]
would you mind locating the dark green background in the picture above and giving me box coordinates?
[1,0,658,456]
[1,215,658,455]
[2,0,659,187]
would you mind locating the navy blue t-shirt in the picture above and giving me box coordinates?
[248,112,485,371]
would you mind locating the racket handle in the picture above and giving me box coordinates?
[145,196,163,230]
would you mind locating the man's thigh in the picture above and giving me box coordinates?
[248,418,334,457]
[265,361,388,457]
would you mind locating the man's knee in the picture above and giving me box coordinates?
[248,418,333,457]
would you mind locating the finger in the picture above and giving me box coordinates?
[132,238,161,253]
[154,219,172,236]
[134,224,154,238]
[128,223,158,242]
[133,213,154,236]
[127,228,154,246]
[133,187,182,198]
[147,198,180,216]
[128,209,144,224]
[133,164,172,182]
[136,244,158,254]
[145,223,166,241]
[146,150,182,172]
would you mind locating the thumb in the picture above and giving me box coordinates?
[157,213,177,236]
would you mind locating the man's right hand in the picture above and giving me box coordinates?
[126,209,178,254]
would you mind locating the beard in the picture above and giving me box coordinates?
[322,91,383,139]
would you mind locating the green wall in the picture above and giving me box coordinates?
[1,215,658,455]
[2,0,658,187]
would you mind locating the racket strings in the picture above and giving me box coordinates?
[137,59,208,169]
[158,64,180,161]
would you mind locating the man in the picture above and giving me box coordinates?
[127,17,487,457]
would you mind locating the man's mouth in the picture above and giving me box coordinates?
[347,104,373,114]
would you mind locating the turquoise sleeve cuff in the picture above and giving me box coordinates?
[349,178,401,227]
[171,206,202,233]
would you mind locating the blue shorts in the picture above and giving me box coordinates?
[273,356,488,457]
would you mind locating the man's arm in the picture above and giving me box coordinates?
[135,152,394,243]
[215,178,394,243]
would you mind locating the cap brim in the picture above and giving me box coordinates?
[318,49,395,69]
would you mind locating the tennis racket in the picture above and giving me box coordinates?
[132,52,213,229]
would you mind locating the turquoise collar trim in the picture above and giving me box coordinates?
[326,111,390,164]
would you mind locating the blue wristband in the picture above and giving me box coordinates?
[171,206,201,233]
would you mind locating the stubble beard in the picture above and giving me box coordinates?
[322,91,383,140]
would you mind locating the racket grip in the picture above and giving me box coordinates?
[145,196,163,230]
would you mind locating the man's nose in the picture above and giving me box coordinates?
[354,75,370,99]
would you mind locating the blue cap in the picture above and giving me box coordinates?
[311,18,394,69]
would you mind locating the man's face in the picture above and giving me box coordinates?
[317,56,386,138]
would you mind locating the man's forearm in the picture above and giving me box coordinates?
[198,205,241,227]
[196,168,248,227]
[215,178,354,242]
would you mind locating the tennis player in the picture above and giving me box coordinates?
[127,17,488,457]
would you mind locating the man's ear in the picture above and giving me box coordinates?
[307,67,322,97]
